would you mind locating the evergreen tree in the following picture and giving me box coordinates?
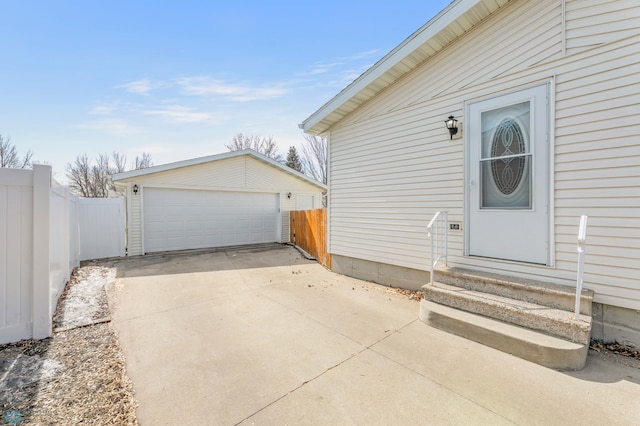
[285,146,303,172]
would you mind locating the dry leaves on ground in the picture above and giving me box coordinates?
[590,340,640,360]
[388,288,423,302]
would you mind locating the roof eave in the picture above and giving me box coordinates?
[300,0,508,135]
[111,149,326,190]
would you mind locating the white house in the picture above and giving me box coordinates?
[112,149,325,256]
[301,0,639,349]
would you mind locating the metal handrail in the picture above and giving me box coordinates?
[575,215,588,319]
[427,211,448,284]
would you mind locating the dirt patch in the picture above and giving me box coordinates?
[385,287,423,302]
[589,340,640,369]
[1,262,137,425]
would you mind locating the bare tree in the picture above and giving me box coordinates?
[112,152,127,173]
[66,154,93,197]
[133,152,153,170]
[66,151,153,198]
[301,134,327,185]
[226,133,283,162]
[0,135,33,169]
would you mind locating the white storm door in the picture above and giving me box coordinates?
[467,84,550,264]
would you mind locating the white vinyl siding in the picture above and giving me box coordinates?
[281,194,296,243]
[343,0,562,125]
[565,0,640,55]
[127,156,319,192]
[328,0,640,310]
[128,188,142,256]
[552,41,640,309]
[330,0,561,269]
[296,195,315,210]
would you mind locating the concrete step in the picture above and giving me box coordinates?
[420,300,589,370]
[435,266,593,316]
[423,281,591,344]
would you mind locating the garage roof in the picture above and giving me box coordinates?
[111,149,326,189]
[299,0,512,135]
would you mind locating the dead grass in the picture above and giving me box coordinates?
[0,263,137,425]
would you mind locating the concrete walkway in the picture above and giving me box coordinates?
[108,245,640,425]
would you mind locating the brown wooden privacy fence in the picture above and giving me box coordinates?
[290,208,330,268]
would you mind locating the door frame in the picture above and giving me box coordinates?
[463,79,556,267]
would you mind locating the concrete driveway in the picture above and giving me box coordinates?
[108,244,640,425]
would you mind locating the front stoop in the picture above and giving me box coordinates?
[420,267,594,370]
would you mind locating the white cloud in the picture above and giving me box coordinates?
[176,77,289,102]
[347,49,383,61]
[177,77,244,96]
[89,103,118,115]
[141,105,226,123]
[113,76,290,103]
[307,50,382,76]
[77,119,142,136]
[117,79,155,95]
[308,62,343,75]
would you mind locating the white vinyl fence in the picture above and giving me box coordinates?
[79,197,125,260]
[0,165,81,344]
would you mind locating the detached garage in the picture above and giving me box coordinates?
[112,149,326,256]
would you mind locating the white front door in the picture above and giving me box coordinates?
[467,84,550,264]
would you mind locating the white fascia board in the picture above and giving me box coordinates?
[299,0,482,133]
[111,149,326,190]
[111,150,245,181]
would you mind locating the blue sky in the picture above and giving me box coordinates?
[0,0,451,180]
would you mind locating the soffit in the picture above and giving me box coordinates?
[301,0,513,135]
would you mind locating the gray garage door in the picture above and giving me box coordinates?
[143,188,279,253]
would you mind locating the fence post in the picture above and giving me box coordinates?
[32,165,52,340]
[74,194,81,265]
[63,185,70,277]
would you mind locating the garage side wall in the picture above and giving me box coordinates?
[117,155,324,255]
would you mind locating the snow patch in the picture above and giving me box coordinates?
[39,358,63,380]
[57,265,116,329]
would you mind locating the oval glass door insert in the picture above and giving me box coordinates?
[480,101,532,209]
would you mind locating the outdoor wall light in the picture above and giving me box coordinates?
[287,192,292,199]
[445,115,459,139]
[132,184,139,194]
